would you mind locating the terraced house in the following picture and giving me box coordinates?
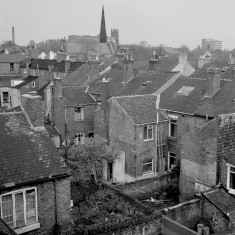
[0,92,71,234]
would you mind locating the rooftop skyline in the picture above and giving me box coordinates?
[1,0,235,50]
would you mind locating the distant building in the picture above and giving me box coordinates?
[201,39,222,51]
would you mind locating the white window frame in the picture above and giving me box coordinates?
[32,82,36,88]
[74,107,84,121]
[0,187,39,233]
[2,91,9,103]
[143,158,153,174]
[167,152,176,170]
[143,125,154,141]
[227,164,235,194]
[10,63,14,71]
[74,133,85,145]
[169,115,178,138]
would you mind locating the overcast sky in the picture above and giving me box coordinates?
[1,0,235,50]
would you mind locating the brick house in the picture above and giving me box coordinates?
[0,93,71,234]
[179,77,235,200]
[95,91,171,183]
[53,78,98,144]
[0,54,26,75]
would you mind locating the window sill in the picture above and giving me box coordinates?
[14,223,40,234]
[143,139,154,142]
[143,171,154,175]
[167,136,177,141]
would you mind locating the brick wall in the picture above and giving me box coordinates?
[0,177,71,235]
[164,199,201,230]
[115,172,179,200]
[180,119,218,200]
[0,63,20,74]
[201,195,229,233]
[217,114,235,185]
[19,78,40,95]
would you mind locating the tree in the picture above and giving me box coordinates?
[180,44,190,53]
[67,135,118,185]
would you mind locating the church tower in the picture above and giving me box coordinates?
[99,6,107,43]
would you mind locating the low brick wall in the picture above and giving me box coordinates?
[114,172,179,200]
[164,198,201,231]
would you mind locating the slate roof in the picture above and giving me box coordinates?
[88,67,123,97]
[203,188,235,215]
[44,124,60,136]
[190,63,233,80]
[0,219,16,235]
[0,74,26,87]
[159,56,178,71]
[117,72,177,96]
[53,61,85,73]
[37,81,51,99]
[30,59,57,70]
[0,54,26,63]
[113,95,168,125]
[195,79,235,117]
[99,55,118,72]
[60,86,97,106]
[14,76,38,89]
[0,111,70,188]
[62,63,97,86]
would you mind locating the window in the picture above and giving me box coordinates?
[3,92,9,103]
[177,86,195,96]
[143,158,153,174]
[143,125,153,141]
[0,188,38,230]
[88,132,94,138]
[74,107,84,121]
[32,82,36,88]
[74,133,85,145]
[10,63,14,71]
[167,152,176,170]
[41,70,44,76]
[169,118,177,137]
[227,165,235,193]
[23,68,26,74]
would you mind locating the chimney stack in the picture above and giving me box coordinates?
[12,27,15,44]
[64,60,70,77]
[48,65,54,81]
[21,91,44,128]
[54,77,62,97]
[178,53,188,64]
[26,60,30,76]
[122,51,134,83]
[149,51,160,71]
[232,67,235,80]
[87,60,100,83]
[205,67,221,98]
[101,78,111,144]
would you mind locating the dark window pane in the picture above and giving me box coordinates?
[143,126,147,140]
[230,172,235,189]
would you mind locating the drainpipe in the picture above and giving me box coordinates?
[53,179,59,234]
[134,125,137,180]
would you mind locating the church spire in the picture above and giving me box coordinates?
[99,6,107,43]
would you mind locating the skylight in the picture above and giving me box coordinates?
[177,86,195,96]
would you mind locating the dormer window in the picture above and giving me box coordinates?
[169,116,178,138]
[143,125,153,141]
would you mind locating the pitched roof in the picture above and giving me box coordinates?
[37,81,51,99]
[0,74,26,87]
[159,56,178,71]
[195,79,235,117]
[0,54,26,63]
[113,95,168,125]
[0,110,70,188]
[44,124,60,136]
[117,71,177,96]
[60,86,97,106]
[14,76,38,89]
[203,188,235,215]
[52,61,85,73]
[190,63,233,80]
[30,59,57,70]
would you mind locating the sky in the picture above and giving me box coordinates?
[1,0,235,50]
